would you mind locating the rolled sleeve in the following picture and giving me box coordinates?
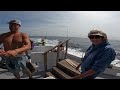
[92,48,116,72]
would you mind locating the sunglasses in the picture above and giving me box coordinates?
[88,35,104,39]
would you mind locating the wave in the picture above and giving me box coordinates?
[30,37,85,58]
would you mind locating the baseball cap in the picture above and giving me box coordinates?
[7,19,21,26]
[88,30,104,37]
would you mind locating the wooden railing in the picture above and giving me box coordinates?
[42,38,70,72]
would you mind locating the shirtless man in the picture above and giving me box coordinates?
[0,19,32,79]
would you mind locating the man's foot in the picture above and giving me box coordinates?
[29,77,36,79]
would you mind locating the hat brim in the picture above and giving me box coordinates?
[88,34,104,37]
[7,22,21,26]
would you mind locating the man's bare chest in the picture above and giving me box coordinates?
[4,34,23,44]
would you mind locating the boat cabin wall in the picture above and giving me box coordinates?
[30,46,65,71]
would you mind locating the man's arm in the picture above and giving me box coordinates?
[71,69,96,79]
[0,33,6,44]
[72,47,116,79]
[0,33,6,56]
[15,33,31,53]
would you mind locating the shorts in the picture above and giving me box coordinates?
[3,55,28,75]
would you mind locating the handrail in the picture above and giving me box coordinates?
[42,38,70,55]
[42,38,70,72]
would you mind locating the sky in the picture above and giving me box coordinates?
[0,11,120,40]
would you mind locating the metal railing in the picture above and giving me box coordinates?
[42,38,70,72]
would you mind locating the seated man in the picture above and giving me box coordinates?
[0,19,32,79]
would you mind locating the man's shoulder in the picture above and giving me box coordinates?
[20,32,29,39]
[21,32,28,35]
[104,45,116,54]
[105,44,113,50]
[21,32,29,37]
[0,32,9,37]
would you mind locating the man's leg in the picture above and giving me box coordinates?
[23,66,32,79]
[13,73,21,79]
[21,64,32,79]
[20,56,33,79]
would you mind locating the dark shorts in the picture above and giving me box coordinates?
[3,55,28,75]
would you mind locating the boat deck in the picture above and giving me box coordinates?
[1,60,120,79]
[0,68,46,79]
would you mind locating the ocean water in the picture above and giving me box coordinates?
[30,36,86,58]
[30,36,120,67]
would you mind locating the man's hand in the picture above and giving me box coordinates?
[4,50,18,57]
[71,69,96,79]
[0,49,6,56]
[71,75,82,79]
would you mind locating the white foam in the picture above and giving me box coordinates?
[110,59,120,67]
[116,73,120,76]
[31,38,85,58]
[67,48,85,58]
